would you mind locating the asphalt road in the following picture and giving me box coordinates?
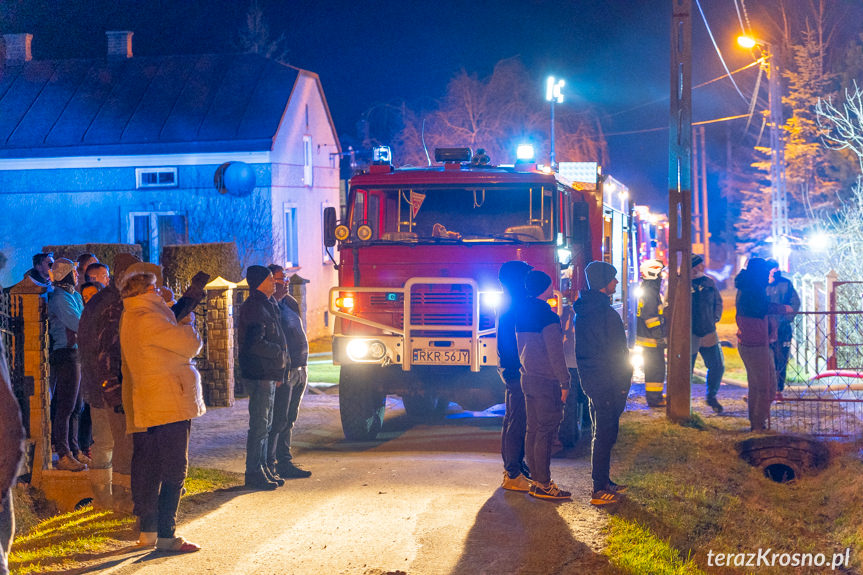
[90,390,615,575]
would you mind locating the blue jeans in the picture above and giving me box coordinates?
[692,344,725,399]
[500,371,528,479]
[245,380,276,474]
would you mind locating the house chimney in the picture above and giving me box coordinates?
[3,34,33,63]
[106,31,133,59]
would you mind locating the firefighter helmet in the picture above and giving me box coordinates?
[640,259,665,280]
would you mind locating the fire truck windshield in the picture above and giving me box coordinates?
[349,185,554,243]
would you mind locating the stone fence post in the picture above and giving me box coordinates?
[11,278,92,511]
[200,277,236,407]
[232,281,249,397]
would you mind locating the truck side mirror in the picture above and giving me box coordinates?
[324,206,337,247]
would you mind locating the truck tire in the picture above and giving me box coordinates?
[339,367,386,441]
[401,392,448,420]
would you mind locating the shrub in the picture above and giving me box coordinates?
[160,242,242,287]
[41,244,142,270]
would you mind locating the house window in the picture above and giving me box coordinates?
[136,167,178,189]
[129,211,188,263]
[285,207,299,268]
[303,135,313,187]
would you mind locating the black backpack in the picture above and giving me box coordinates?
[691,281,715,337]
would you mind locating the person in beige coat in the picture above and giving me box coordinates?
[120,272,205,553]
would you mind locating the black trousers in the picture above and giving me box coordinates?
[521,375,564,487]
[500,372,528,479]
[49,348,82,458]
[585,389,628,492]
[268,368,308,469]
[132,420,191,538]
[771,340,792,392]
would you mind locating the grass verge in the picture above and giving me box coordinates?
[308,362,340,384]
[605,413,863,574]
[9,466,242,574]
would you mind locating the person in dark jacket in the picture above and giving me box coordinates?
[735,257,792,431]
[266,265,311,480]
[574,261,632,506]
[766,259,801,397]
[496,260,533,492]
[516,270,571,500]
[47,258,87,471]
[238,266,288,490]
[691,254,725,413]
[78,253,140,511]
[0,338,24,575]
[24,252,54,289]
[636,259,666,407]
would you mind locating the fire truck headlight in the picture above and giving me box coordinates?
[346,339,370,361]
[335,296,355,311]
[346,339,386,362]
[368,342,387,360]
[480,291,502,309]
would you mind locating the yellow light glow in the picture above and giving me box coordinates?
[737,36,757,49]
[546,297,559,308]
[335,296,355,310]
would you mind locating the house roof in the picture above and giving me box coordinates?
[0,53,305,158]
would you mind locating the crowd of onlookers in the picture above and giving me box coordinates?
[2,252,310,561]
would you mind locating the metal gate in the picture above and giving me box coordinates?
[0,290,29,433]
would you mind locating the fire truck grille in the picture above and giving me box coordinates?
[409,290,473,326]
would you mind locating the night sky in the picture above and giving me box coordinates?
[4,0,863,220]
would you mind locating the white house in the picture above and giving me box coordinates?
[0,32,340,338]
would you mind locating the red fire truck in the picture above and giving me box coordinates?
[323,147,633,440]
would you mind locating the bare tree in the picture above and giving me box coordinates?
[393,58,608,167]
[237,0,289,63]
[816,81,863,172]
[188,188,276,270]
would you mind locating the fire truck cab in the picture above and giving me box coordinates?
[324,148,631,440]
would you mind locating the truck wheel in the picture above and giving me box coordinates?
[558,393,585,449]
[402,392,448,420]
[339,367,386,441]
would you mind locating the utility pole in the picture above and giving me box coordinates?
[667,0,692,422]
[700,126,709,269]
[767,47,789,268]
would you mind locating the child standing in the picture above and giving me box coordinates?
[516,270,571,500]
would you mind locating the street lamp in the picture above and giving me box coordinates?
[738,35,789,268]
[546,76,564,169]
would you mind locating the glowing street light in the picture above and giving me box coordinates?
[546,76,564,169]
[736,35,757,49]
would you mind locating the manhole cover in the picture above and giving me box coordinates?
[737,435,829,483]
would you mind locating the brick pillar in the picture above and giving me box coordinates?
[10,279,50,476]
[233,283,249,397]
[201,278,236,407]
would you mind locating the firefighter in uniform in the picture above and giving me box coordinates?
[637,260,667,407]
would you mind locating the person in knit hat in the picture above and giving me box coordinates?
[47,258,87,471]
[516,269,571,500]
[497,260,533,492]
[573,261,631,506]
[237,265,287,490]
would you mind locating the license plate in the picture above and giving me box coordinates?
[412,348,469,365]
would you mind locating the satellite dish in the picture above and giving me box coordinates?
[214,162,256,196]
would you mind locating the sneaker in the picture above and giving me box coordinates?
[156,536,201,553]
[276,463,312,479]
[706,397,724,414]
[244,471,278,491]
[590,489,620,506]
[74,451,93,466]
[528,481,571,501]
[262,465,285,487]
[607,480,628,494]
[55,454,86,472]
[501,472,531,492]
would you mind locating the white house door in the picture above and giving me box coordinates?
[129,212,188,263]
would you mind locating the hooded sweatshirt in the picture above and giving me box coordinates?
[735,260,786,346]
[515,297,570,390]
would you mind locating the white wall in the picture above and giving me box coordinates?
[270,71,340,340]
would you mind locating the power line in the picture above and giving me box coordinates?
[694,0,748,103]
[604,113,753,137]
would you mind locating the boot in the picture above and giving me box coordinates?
[113,473,135,514]
[88,467,114,510]
[645,390,667,407]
